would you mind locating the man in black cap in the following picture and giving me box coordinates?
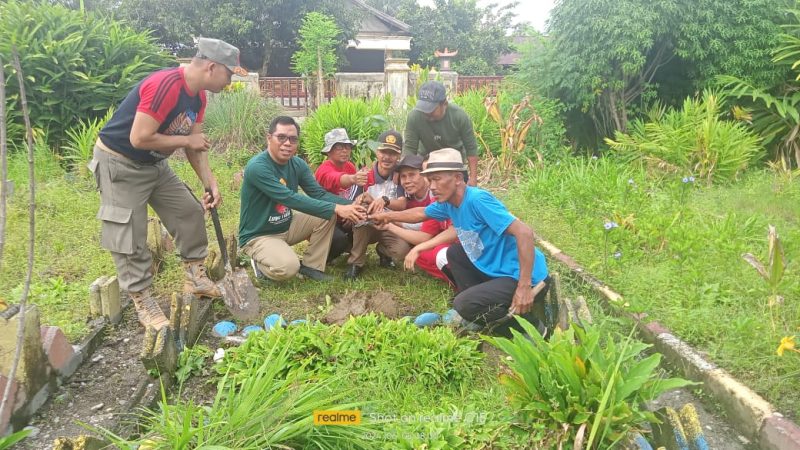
[344,130,410,280]
[90,37,247,331]
[403,80,479,186]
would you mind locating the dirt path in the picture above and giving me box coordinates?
[18,310,147,449]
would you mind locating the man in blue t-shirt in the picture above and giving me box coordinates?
[371,148,549,337]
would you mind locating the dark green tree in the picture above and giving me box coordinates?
[516,0,787,146]
[367,0,515,74]
[95,0,359,75]
[292,12,342,109]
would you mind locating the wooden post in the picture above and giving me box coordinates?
[88,280,103,318]
[99,276,121,324]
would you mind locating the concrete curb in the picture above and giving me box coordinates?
[536,237,800,450]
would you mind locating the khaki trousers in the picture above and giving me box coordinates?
[346,225,411,267]
[242,211,335,281]
[90,147,208,292]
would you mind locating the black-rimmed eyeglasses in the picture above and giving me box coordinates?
[272,134,299,144]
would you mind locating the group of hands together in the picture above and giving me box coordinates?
[333,191,393,225]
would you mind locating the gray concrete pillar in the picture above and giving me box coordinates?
[384,57,411,112]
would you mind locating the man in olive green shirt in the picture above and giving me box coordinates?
[239,116,366,282]
[403,81,479,186]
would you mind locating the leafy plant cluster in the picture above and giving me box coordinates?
[175,344,213,384]
[488,321,694,449]
[454,88,567,164]
[1,0,173,148]
[203,88,282,155]
[719,3,800,169]
[508,157,800,417]
[102,341,374,449]
[222,314,484,389]
[62,107,115,176]
[515,0,785,147]
[607,91,762,184]
[300,96,391,168]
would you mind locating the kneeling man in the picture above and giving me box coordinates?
[372,148,549,336]
[239,116,366,282]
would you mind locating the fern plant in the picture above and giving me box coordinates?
[718,5,800,168]
[62,107,114,177]
[300,96,391,168]
[487,320,695,449]
[606,91,762,183]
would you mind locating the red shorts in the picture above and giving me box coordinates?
[416,244,453,288]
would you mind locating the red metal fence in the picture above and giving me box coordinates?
[258,77,336,110]
[259,76,504,109]
[456,76,504,96]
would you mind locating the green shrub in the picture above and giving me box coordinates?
[488,320,694,449]
[204,88,282,153]
[102,341,374,449]
[453,88,567,162]
[606,91,763,183]
[300,96,391,168]
[453,89,500,157]
[222,314,483,389]
[0,0,172,149]
[62,107,114,176]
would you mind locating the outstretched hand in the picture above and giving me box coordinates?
[335,203,367,223]
[369,211,391,225]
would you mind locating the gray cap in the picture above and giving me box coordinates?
[415,81,447,114]
[196,37,247,76]
[321,128,357,153]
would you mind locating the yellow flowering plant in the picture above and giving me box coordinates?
[777,335,799,357]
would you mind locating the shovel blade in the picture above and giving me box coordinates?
[217,268,260,320]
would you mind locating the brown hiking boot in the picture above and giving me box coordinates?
[130,289,169,331]
[183,259,222,298]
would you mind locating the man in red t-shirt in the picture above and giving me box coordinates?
[91,38,246,331]
[314,128,368,262]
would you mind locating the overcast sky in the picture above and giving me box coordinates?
[417,0,555,32]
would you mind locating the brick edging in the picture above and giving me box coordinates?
[536,237,800,450]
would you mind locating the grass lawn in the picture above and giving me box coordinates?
[505,157,800,418]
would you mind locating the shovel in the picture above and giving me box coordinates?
[205,189,261,320]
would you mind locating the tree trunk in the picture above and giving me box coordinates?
[260,45,272,77]
[0,56,7,264]
[606,90,627,135]
[316,48,324,109]
[0,48,35,423]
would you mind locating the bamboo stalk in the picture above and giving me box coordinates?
[0,56,7,264]
[0,47,36,421]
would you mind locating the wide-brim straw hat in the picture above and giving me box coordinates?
[420,148,467,174]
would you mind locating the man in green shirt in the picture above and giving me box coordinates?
[403,81,479,186]
[239,116,366,282]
